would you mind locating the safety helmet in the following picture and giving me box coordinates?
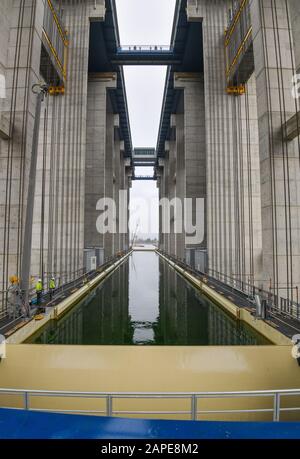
[38,278,42,282]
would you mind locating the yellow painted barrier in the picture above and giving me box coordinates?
[0,344,300,421]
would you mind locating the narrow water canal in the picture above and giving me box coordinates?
[27,252,269,345]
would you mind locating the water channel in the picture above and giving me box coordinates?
[26,252,269,345]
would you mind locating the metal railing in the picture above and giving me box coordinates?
[0,251,130,332]
[206,268,300,322]
[34,252,129,309]
[225,0,252,84]
[133,176,156,181]
[158,250,300,323]
[0,388,300,422]
[133,148,156,156]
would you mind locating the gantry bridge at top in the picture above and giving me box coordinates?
[111,45,182,66]
[89,0,203,163]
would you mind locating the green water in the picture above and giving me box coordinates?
[26,252,269,345]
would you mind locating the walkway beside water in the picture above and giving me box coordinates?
[26,252,269,345]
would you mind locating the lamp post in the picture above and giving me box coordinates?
[20,83,49,316]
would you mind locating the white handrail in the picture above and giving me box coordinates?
[1,388,300,422]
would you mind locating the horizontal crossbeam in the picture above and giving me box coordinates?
[110,46,182,65]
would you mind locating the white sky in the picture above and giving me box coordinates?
[115,0,176,239]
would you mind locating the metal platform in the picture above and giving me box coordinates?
[132,148,157,167]
[132,176,156,181]
[111,46,182,65]
[1,409,300,439]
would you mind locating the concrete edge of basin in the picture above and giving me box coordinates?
[6,251,133,344]
[156,251,292,346]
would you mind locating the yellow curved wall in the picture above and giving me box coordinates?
[0,344,299,421]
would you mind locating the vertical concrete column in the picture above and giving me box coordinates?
[157,162,164,251]
[187,0,235,277]
[125,163,132,250]
[238,74,263,284]
[104,95,115,259]
[0,0,10,129]
[289,0,300,72]
[175,112,185,260]
[174,73,206,265]
[250,0,300,295]
[0,0,45,309]
[114,115,121,254]
[85,73,117,257]
[163,147,170,255]
[186,0,264,285]
[32,1,104,284]
[168,130,177,256]
[119,141,127,252]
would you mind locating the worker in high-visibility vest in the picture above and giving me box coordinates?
[36,278,43,305]
[49,277,56,301]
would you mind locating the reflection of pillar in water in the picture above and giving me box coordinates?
[175,271,187,344]
[155,258,167,344]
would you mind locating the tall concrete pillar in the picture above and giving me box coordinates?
[157,159,165,251]
[174,113,185,260]
[237,74,263,285]
[84,73,117,259]
[0,0,107,316]
[186,0,263,286]
[125,160,132,251]
[168,134,176,256]
[119,143,126,252]
[114,115,121,254]
[250,0,300,296]
[289,0,300,72]
[174,73,206,265]
[104,95,115,259]
[163,148,170,254]
[31,0,97,285]
[0,0,45,312]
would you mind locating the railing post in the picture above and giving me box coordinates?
[273,393,280,422]
[106,395,113,417]
[24,392,29,410]
[191,395,197,421]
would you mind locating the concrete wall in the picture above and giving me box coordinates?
[85,76,130,262]
[181,0,300,299]
[32,0,96,287]
[104,93,115,257]
[289,0,300,72]
[85,74,116,255]
[250,0,300,295]
[159,74,206,262]
[174,74,206,255]
[159,0,263,287]
[0,0,45,315]
[0,0,130,318]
